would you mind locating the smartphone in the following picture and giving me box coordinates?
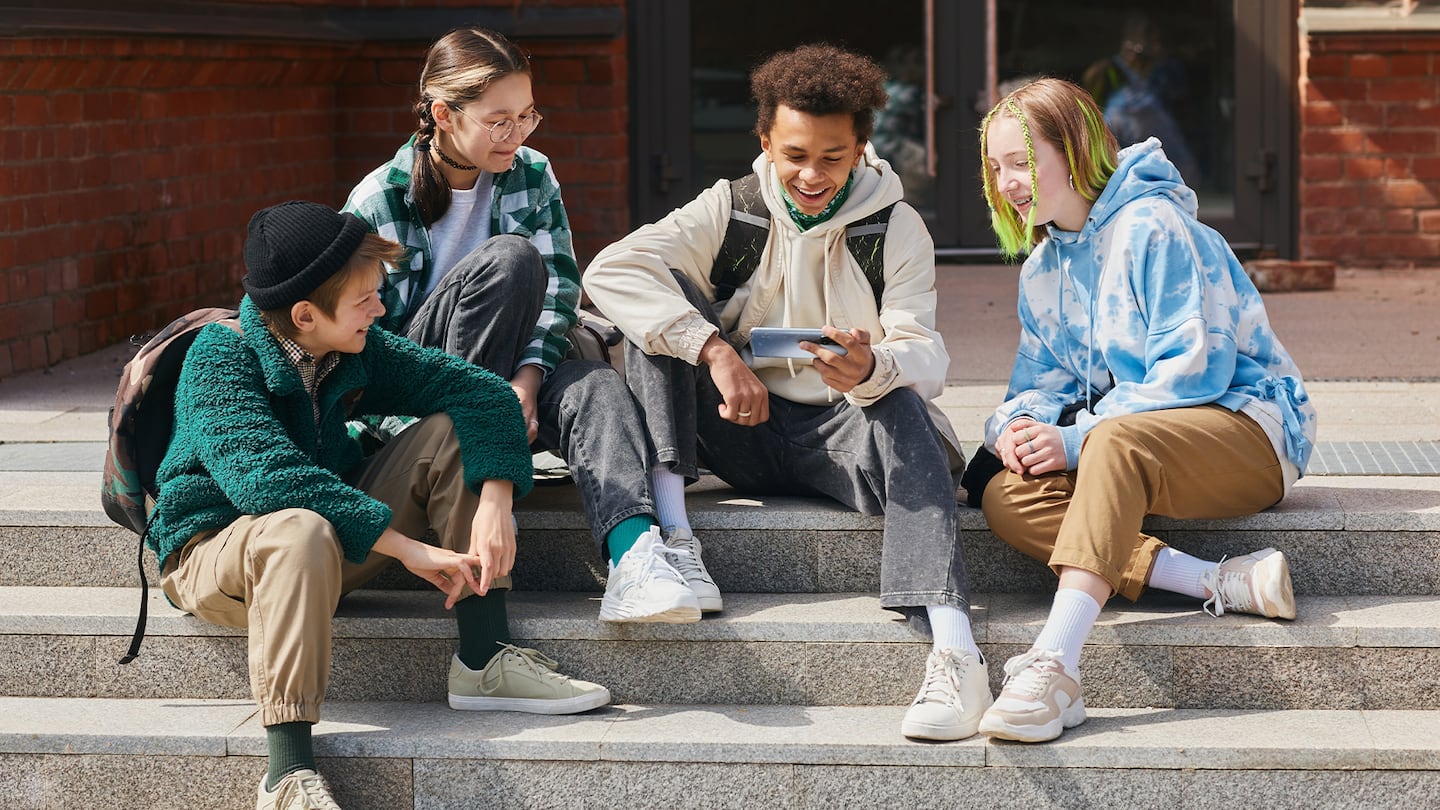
[749,327,849,358]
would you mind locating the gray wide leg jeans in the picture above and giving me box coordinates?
[624,272,970,614]
[402,235,655,552]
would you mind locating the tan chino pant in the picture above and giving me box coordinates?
[161,414,509,725]
[981,405,1285,602]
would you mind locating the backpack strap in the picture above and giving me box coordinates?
[845,203,895,310]
[711,172,896,311]
[710,173,770,306]
[117,523,151,665]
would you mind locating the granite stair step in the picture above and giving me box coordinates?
[4,475,1440,596]
[1,697,1437,808]
[2,586,1436,710]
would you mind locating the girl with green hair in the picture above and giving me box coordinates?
[971,77,1317,743]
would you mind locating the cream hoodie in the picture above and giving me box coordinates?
[585,146,962,470]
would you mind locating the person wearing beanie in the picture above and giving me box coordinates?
[147,200,610,810]
[344,28,715,629]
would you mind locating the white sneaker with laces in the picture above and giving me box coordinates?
[977,648,1086,743]
[1201,547,1296,619]
[663,528,723,612]
[901,647,992,740]
[256,768,342,810]
[600,528,701,623]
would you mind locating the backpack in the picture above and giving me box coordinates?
[710,172,895,308]
[102,306,242,663]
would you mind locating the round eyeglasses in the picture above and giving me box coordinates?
[455,107,544,143]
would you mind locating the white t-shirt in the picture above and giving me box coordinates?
[420,176,495,305]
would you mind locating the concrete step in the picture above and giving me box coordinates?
[3,586,1437,711]
[2,697,1436,808]
[4,474,1440,596]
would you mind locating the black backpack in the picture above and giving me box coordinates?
[709,172,895,308]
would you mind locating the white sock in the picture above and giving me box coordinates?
[926,604,980,659]
[650,467,690,534]
[1147,547,1214,599]
[1031,589,1102,673]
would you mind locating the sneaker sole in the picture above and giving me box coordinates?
[448,687,611,715]
[695,593,724,613]
[901,713,984,741]
[598,600,702,623]
[977,700,1087,743]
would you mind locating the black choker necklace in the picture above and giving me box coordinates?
[434,144,477,172]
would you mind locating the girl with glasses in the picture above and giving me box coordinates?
[344,28,705,718]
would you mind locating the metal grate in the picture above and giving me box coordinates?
[1308,441,1440,475]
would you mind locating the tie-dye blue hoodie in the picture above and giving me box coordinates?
[985,138,1317,489]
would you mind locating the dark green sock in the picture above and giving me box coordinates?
[265,721,315,791]
[605,515,658,566]
[455,588,511,670]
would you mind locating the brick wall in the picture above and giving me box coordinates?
[0,1,627,379]
[1300,31,1440,267]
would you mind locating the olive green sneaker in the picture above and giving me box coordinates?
[448,643,611,714]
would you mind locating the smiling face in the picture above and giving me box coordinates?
[433,72,535,177]
[984,112,1088,233]
[294,263,385,357]
[760,105,864,215]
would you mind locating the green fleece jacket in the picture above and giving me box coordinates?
[146,297,534,569]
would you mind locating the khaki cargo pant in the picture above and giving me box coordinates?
[981,405,1285,602]
[160,414,510,726]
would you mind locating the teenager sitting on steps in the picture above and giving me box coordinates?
[148,201,609,810]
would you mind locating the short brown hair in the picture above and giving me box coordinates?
[750,44,888,142]
[262,233,404,339]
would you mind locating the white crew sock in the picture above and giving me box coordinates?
[1031,588,1102,673]
[925,604,980,659]
[1147,547,1214,600]
[650,467,691,535]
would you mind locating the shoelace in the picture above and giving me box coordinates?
[663,534,714,584]
[914,650,967,705]
[1200,556,1253,617]
[274,771,341,810]
[625,538,687,587]
[1001,649,1063,700]
[496,642,565,681]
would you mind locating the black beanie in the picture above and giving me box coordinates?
[242,201,369,310]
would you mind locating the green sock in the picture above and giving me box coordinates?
[265,721,315,791]
[606,515,658,566]
[455,588,511,670]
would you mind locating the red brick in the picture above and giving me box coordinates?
[1366,234,1440,259]
[1306,77,1369,102]
[1363,180,1438,207]
[1301,183,1362,208]
[13,95,47,126]
[1301,155,1343,182]
[1387,103,1440,128]
[1369,77,1439,103]
[1349,54,1388,78]
[1390,54,1431,77]
[1386,209,1416,232]
[1418,210,1440,233]
[1365,130,1437,154]
[1345,157,1385,180]
[1344,208,1385,233]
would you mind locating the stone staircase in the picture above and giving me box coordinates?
[2,462,1439,808]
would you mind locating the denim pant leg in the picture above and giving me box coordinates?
[622,271,722,481]
[535,359,656,555]
[402,234,545,375]
[699,389,969,614]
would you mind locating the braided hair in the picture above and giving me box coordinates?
[411,28,530,226]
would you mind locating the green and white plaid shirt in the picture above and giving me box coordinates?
[342,140,581,373]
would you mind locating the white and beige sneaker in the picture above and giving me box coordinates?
[600,528,702,623]
[1201,547,1297,620]
[256,768,341,810]
[977,649,1086,743]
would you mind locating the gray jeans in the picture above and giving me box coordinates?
[624,272,969,613]
[402,235,655,552]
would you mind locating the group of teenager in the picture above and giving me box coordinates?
[144,28,1317,809]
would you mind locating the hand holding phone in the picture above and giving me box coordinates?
[749,327,850,359]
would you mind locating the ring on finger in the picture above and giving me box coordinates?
[738,410,752,418]
[1023,428,1034,442]
[1027,440,1036,454]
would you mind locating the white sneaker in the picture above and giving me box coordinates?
[256,768,341,810]
[901,647,992,741]
[1201,547,1297,619]
[663,528,723,612]
[599,528,701,623]
[977,649,1086,743]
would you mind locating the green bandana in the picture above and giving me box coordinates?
[782,171,855,231]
